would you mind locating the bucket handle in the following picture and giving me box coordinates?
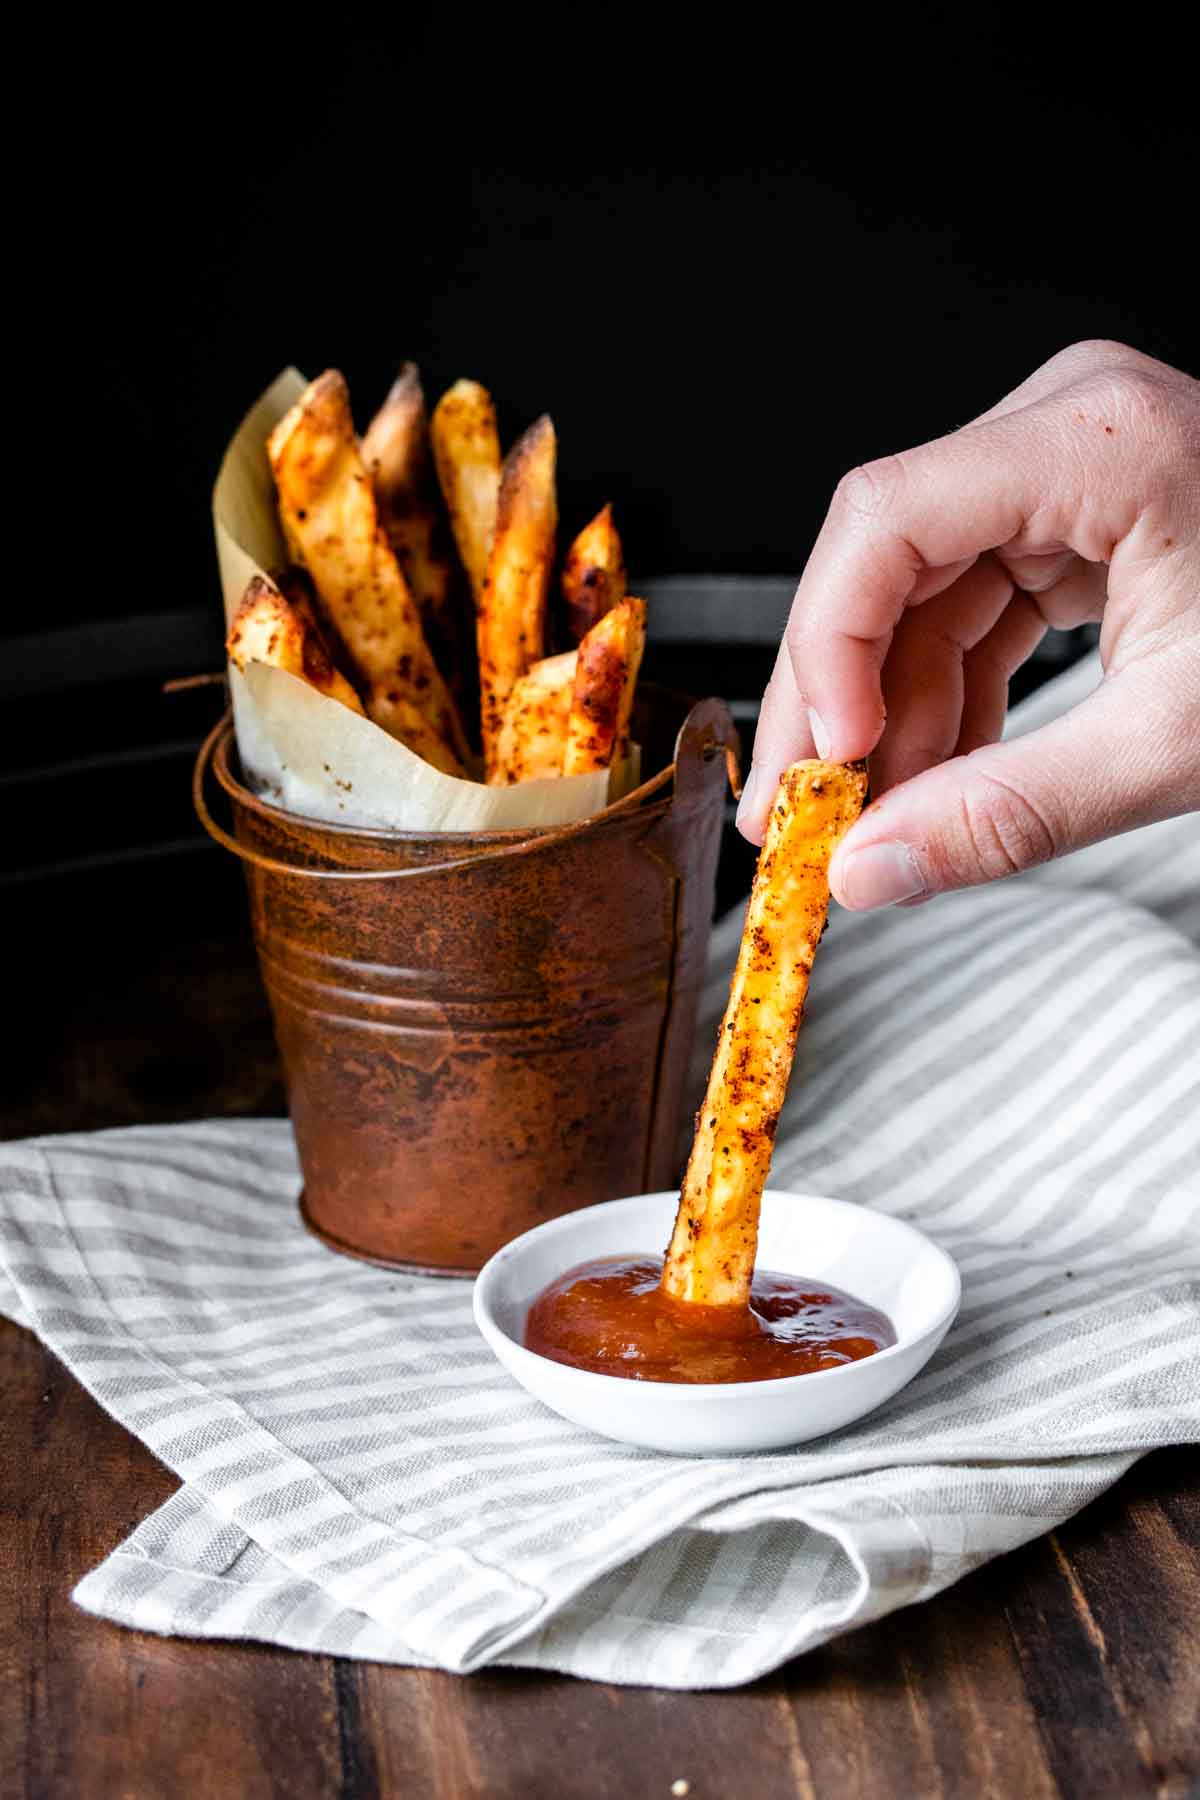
[192,710,737,883]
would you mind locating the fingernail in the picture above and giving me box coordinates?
[838,841,926,910]
[809,707,832,760]
[735,764,762,830]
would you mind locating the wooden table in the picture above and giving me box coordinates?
[2,870,1197,1800]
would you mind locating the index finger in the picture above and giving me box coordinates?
[738,393,1113,845]
[794,421,1062,748]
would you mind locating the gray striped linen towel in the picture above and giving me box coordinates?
[1,654,1197,1689]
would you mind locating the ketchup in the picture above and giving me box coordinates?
[524,1255,895,1385]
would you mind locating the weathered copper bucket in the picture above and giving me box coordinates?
[193,685,736,1274]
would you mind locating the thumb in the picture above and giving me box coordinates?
[829,659,1199,910]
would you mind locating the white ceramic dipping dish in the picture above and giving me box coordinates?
[473,1190,960,1455]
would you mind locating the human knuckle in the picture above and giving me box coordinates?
[965,634,1017,693]
[1082,360,1192,438]
[1063,337,1141,371]
[834,455,906,523]
[925,619,972,661]
[947,761,1058,882]
[1105,362,1173,415]
[1030,340,1129,390]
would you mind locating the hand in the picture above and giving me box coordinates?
[737,340,1200,909]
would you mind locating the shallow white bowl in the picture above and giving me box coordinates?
[473,1190,960,1455]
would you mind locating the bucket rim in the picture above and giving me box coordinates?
[194,688,737,880]
[210,720,677,849]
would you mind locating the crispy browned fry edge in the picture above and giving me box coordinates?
[361,364,457,639]
[430,379,502,605]
[562,597,646,776]
[492,650,577,784]
[561,503,626,643]
[226,575,365,715]
[268,371,470,765]
[274,564,361,691]
[478,415,557,780]
[661,760,868,1308]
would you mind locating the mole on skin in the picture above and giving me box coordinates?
[525,1255,895,1385]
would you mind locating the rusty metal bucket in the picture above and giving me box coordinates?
[193,685,736,1274]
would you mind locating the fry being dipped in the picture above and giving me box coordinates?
[267,370,470,767]
[561,504,626,642]
[226,575,365,715]
[662,760,868,1308]
[523,757,891,1386]
[478,415,557,779]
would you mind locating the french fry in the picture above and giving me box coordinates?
[267,371,470,766]
[226,575,365,715]
[274,563,359,684]
[478,415,557,780]
[366,692,467,777]
[561,503,626,642]
[561,597,646,776]
[430,379,502,604]
[361,363,457,642]
[661,761,868,1308]
[278,511,308,571]
[229,574,465,775]
[493,650,576,784]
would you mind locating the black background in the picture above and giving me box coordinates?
[6,19,1196,1138]
[27,17,1197,635]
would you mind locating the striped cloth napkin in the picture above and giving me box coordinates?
[1,655,1197,1689]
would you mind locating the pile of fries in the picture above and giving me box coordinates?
[225,366,647,788]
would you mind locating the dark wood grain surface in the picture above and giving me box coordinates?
[2,865,1197,1800]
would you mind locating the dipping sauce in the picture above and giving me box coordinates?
[525,1255,895,1384]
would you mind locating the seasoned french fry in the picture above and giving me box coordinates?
[561,503,626,642]
[230,572,465,775]
[367,693,467,777]
[493,650,576,784]
[430,379,502,603]
[479,415,557,780]
[273,563,357,680]
[561,597,646,776]
[278,510,308,571]
[661,761,868,1308]
[226,575,365,715]
[267,371,470,766]
[361,363,457,641]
